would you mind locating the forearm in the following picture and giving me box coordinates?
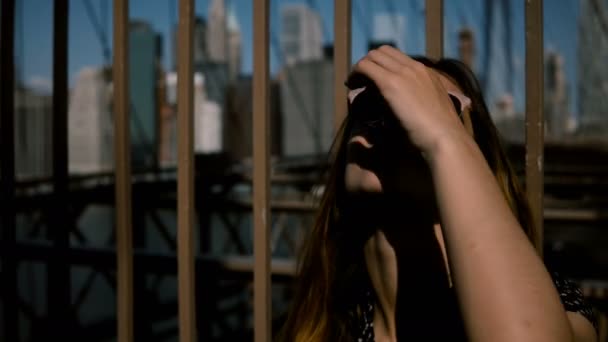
[428,133,573,342]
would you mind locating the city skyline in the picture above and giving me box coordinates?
[280,3,324,65]
[18,0,580,115]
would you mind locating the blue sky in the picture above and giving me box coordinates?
[17,0,580,114]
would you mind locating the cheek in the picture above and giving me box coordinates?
[344,163,383,193]
[384,158,435,199]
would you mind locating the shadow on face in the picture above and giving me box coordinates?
[340,64,476,340]
[343,88,436,217]
[343,69,468,218]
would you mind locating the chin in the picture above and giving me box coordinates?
[344,163,383,193]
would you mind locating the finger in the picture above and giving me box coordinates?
[366,48,403,72]
[376,45,432,79]
[377,45,413,66]
[378,45,430,82]
[352,57,393,90]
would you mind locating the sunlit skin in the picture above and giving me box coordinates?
[342,46,597,342]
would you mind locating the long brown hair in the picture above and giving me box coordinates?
[278,57,537,342]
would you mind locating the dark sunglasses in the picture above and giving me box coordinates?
[345,77,470,132]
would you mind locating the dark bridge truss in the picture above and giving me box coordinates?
[2,155,323,341]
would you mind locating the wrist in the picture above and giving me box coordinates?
[424,130,478,167]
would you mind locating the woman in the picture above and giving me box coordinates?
[279,46,597,341]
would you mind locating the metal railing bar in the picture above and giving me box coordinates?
[0,0,19,339]
[113,0,134,340]
[525,0,545,254]
[425,0,444,59]
[176,0,197,340]
[49,0,71,336]
[253,0,271,340]
[334,0,351,130]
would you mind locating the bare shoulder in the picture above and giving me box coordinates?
[567,311,598,342]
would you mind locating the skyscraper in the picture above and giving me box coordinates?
[130,20,162,170]
[372,13,406,51]
[15,85,53,179]
[578,0,608,132]
[193,73,223,154]
[280,59,334,156]
[68,67,113,174]
[207,0,227,62]
[204,0,242,77]
[545,52,570,138]
[280,4,323,65]
[174,17,208,71]
[227,5,242,80]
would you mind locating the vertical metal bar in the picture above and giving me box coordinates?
[425,0,444,59]
[253,0,271,341]
[0,0,18,340]
[113,0,134,341]
[334,0,351,130]
[177,0,197,341]
[49,0,71,336]
[525,0,544,254]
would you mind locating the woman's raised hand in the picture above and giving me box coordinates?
[351,45,471,157]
